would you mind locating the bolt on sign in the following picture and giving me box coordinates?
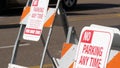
[23,0,49,41]
[73,25,114,68]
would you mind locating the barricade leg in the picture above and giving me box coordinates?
[41,34,57,68]
[55,7,69,37]
[10,24,25,64]
[39,0,70,67]
[66,27,78,44]
[40,27,54,68]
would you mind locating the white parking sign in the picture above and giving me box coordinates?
[23,0,49,41]
[74,26,114,68]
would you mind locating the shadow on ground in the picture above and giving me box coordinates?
[0,3,120,16]
[0,8,23,16]
[66,3,120,15]
[71,3,120,11]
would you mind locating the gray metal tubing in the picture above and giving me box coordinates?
[41,35,57,67]
[40,0,61,67]
[40,27,53,68]
[66,27,73,43]
[10,0,30,63]
[66,27,79,44]
[10,25,25,63]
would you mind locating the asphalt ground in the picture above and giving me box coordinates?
[0,0,120,68]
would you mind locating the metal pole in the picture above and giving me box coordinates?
[41,35,57,67]
[40,0,61,67]
[10,25,25,63]
[40,27,53,68]
[10,0,30,64]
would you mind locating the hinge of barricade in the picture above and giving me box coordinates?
[8,0,77,67]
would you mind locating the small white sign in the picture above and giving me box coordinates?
[74,25,114,68]
[8,63,28,68]
[23,0,49,41]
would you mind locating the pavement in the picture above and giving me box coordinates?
[0,17,20,29]
[0,23,20,29]
[0,6,120,68]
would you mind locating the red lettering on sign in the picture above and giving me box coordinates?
[24,28,42,36]
[82,44,103,56]
[89,57,101,68]
[34,7,44,12]
[81,30,94,43]
[79,56,89,65]
[32,13,43,19]
[32,0,39,6]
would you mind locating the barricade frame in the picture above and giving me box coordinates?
[9,0,78,68]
